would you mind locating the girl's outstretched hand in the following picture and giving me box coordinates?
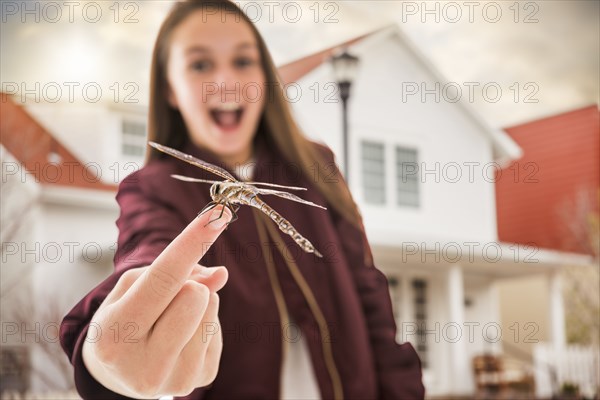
[82,206,232,398]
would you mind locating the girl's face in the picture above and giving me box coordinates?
[166,10,266,165]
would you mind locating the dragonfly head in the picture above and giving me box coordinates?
[210,182,222,199]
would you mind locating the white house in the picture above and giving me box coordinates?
[278,24,594,397]
[1,23,594,398]
[1,95,137,394]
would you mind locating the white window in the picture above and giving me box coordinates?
[361,141,385,204]
[122,120,146,157]
[396,147,419,207]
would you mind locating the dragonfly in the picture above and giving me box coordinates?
[148,142,327,258]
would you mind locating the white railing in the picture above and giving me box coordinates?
[533,342,600,398]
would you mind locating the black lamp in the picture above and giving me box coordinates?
[330,48,360,180]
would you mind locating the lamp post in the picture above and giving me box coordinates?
[330,48,359,181]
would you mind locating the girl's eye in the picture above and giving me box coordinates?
[191,60,211,72]
[234,57,256,68]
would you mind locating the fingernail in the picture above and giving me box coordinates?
[199,267,218,277]
[209,207,232,230]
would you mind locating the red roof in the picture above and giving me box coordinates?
[0,93,117,191]
[277,26,388,85]
[496,105,599,255]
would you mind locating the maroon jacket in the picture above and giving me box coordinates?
[60,135,425,399]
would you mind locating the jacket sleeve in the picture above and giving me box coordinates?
[318,145,426,399]
[59,169,191,399]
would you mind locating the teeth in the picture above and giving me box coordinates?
[214,103,241,112]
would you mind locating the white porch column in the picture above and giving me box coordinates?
[447,264,472,394]
[548,271,566,349]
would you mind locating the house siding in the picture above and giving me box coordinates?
[496,105,600,254]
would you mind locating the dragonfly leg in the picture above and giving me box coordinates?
[201,202,239,228]
[198,201,218,219]
[225,203,239,226]
[205,201,232,227]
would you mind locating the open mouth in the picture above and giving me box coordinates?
[209,103,244,131]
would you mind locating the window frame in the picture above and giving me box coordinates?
[361,140,386,205]
[395,146,420,208]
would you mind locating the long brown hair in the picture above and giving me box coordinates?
[147,0,363,231]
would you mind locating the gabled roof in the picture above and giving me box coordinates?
[277,23,523,166]
[277,25,387,85]
[0,93,117,192]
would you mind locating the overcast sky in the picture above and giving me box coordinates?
[2,0,598,128]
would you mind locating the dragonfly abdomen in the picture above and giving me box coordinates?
[238,190,323,258]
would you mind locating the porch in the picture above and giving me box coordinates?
[373,240,595,398]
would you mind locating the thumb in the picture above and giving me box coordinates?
[190,266,229,292]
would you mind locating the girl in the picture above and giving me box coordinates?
[60,1,425,399]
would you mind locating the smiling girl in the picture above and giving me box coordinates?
[60,1,425,399]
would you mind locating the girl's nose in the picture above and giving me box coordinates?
[213,67,240,101]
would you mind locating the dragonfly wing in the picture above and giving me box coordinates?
[171,175,220,184]
[149,142,237,182]
[245,182,307,191]
[255,188,327,210]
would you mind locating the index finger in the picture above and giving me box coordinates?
[120,205,232,329]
